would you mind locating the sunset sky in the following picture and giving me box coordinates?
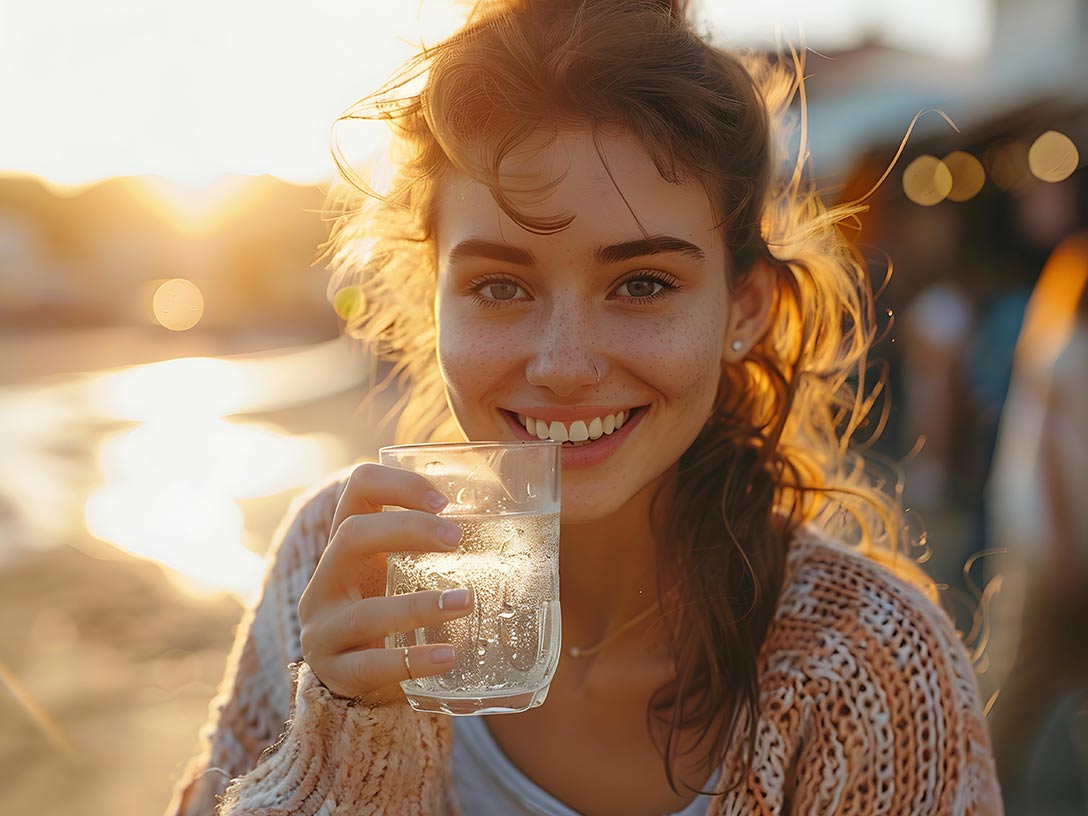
[0,0,992,188]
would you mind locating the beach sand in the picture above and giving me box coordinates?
[0,540,240,815]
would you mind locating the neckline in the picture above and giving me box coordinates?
[452,715,720,815]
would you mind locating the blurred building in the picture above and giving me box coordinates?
[0,174,337,339]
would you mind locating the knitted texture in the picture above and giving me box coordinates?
[167,480,1002,815]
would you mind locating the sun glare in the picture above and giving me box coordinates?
[0,1,471,187]
[74,343,368,598]
[135,176,266,235]
[86,418,341,599]
[93,357,250,421]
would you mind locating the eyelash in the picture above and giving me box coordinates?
[466,270,681,307]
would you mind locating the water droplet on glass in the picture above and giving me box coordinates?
[498,604,516,620]
[476,646,486,656]
[423,461,442,474]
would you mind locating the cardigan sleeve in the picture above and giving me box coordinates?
[777,545,1003,815]
[164,480,344,816]
[216,662,457,815]
[166,475,458,815]
[713,539,1003,816]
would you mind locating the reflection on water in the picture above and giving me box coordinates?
[1,337,367,600]
[86,418,339,597]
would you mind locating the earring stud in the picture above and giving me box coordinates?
[731,339,743,352]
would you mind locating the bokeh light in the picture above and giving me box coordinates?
[943,150,986,202]
[1028,130,1080,183]
[903,155,953,206]
[989,141,1032,191]
[152,279,204,332]
[333,285,365,321]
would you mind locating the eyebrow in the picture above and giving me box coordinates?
[596,236,707,264]
[447,239,535,267]
[445,234,707,268]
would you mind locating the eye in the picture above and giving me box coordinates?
[468,275,527,305]
[612,271,678,301]
[616,278,663,298]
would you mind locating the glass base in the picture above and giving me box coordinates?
[403,683,551,716]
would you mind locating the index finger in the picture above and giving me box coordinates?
[331,462,449,535]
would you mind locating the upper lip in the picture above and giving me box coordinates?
[502,405,641,422]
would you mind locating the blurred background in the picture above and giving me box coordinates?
[1,1,1084,814]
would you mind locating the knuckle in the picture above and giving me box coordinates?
[349,651,375,688]
[350,462,381,487]
[337,513,362,544]
[335,514,372,553]
[345,599,373,638]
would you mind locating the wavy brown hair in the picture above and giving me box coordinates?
[323,0,930,795]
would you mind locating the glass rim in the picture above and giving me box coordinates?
[379,440,561,455]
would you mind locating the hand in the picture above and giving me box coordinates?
[298,463,473,703]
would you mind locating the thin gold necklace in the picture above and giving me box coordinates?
[565,602,661,659]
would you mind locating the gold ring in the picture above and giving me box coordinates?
[403,647,414,681]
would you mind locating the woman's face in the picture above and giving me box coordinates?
[434,129,733,522]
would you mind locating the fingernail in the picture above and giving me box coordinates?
[429,645,456,665]
[436,521,462,547]
[425,490,448,511]
[438,588,472,611]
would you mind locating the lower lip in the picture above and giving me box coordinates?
[501,408,646,469]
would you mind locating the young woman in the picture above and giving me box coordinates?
[167,1,1001,813]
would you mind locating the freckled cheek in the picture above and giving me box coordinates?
[436,322,519,411]
[613,319,723,400]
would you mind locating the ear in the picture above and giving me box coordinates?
[722,260,775,362]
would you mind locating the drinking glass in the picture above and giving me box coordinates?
[380,441,561,715]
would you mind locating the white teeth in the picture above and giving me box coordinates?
[516,409,633,443]
[548,421,569,442]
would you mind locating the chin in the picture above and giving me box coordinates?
[554,478,652,526]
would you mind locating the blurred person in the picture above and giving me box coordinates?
[986,224,1088,814]
[964,176,1083,557]
[166,2,1000,814]
[900,282,973,510]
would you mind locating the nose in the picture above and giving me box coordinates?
[524,301,603,397]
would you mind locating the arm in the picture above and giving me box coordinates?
[786,587,1002,814]
[216,663,456,815]
[164,481,343,815]
[167,474,460,815]
[731,541,1003,816]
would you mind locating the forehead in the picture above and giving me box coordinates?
[435,129,721,256]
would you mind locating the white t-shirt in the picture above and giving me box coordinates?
[450,715,718,816]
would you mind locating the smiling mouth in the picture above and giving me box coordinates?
[504,407,643,446]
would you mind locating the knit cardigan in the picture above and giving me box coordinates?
[166,479,1002,815]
